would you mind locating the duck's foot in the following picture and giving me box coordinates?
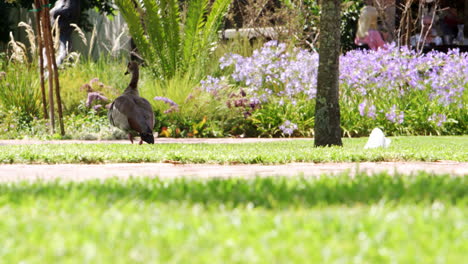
[128,134,134,144]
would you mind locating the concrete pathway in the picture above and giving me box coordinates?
[0,139,466,182]
[0,138,312,145]
[0,161,466,182]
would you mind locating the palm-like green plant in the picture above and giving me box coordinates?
[115,0,232,80]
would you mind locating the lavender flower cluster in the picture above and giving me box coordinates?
[201,41,467,129]
[154,96,179,114]
[217,41,319,103]
[340,44,467,109]
[279,120,298,136]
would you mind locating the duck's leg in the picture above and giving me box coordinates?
[128,133,134,144]
[139,139,143,145]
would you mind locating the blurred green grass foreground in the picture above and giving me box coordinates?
[0,134,466,263]
[0,172,467,263]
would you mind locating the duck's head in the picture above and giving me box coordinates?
[125,61,139,75]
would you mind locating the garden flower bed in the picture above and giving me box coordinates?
[198,41,468,136]
[1,41,466,139]
[199,42,467,137]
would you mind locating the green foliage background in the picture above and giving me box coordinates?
[0,0,115,44]
[115,0,231,80]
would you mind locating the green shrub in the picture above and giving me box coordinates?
[115,0,232,81]
[0,64,40,118]
[59,58,125,114]
[300,0,364,51]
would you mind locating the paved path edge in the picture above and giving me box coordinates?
[1,161,466,182]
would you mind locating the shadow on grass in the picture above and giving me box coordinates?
[1,172,467,208]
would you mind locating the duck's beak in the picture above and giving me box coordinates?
[124,70,129,75]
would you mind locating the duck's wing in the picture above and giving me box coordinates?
[108,95,140,133]
[109,95,154,134]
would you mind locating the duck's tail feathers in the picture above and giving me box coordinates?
[140,133,154,144]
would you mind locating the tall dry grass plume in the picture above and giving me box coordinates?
[18,22,37,58]
[70,23,87,46]
[51,15,61,51]
[7,32,28,64]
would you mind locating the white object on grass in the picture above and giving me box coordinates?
[364,128,391,149]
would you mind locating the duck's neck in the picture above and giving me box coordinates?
[124,68,139,95]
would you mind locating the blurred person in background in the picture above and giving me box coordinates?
[440,7,462,44]
[354,6,386,50]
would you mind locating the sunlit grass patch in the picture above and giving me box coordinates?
[0,172,466,263]
[0,136,466,164]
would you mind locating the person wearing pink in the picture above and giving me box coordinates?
[355,6,386,50]
[355,29,386,50]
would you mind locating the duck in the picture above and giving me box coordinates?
[108,62,155,144]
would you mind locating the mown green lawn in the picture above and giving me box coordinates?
[0,136,467,164]
[0,173,467,263]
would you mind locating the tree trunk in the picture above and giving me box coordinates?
[314,0,342,147]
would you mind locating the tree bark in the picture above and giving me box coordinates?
[314,0,342,147]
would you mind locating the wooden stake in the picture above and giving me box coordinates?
[41,0,65,135]
[33,0,48,119]
[40,0,55,133]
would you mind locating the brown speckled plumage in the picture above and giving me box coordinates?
[108,62,155,144]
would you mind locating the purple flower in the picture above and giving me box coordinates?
[93,104,103,111]
[385,105,398,123]
[359,101,366,116]
[200,76,226,93]
[86,92,109,107]
[209,41,319,104]
[154,96,178,107]
[163,106,179,114]
[154,96,179,113]
[385,105,404,124]
[200,41,467,129]
[397,112,405,124]
[249,98,261,109]
[358,100,376,119]
[279,120,298,136]
[89,78,100,85]
[428,113,447,126]
[367,105,376,119]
